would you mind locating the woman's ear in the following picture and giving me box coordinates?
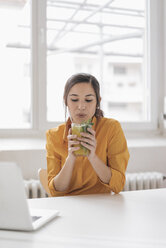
[96,97,101,108]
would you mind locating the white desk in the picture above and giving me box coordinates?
[0,188,166,248]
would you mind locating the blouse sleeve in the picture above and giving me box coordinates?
[106,121,129,193]
[46,130,62,196]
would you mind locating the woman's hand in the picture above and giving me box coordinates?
[78,128,97,160]
[67,128,80,158]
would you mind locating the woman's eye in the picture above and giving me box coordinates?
[86,99,93,102]
[71,99,78,102]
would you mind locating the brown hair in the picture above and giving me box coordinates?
[63,73,104,120]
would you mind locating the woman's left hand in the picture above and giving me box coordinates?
[78,128,97,160]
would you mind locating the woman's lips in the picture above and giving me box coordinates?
[76,114,87,118]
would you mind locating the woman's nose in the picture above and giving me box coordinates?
[78,103,86,110]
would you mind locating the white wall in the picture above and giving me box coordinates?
[127,146,166,174]
[0,150,46,179]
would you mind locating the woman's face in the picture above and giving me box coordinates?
[67,83,97,124]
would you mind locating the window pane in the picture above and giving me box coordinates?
[46,0,148,123]
[0,1,31,128]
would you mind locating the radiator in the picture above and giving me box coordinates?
[123,172,165,191]
[24,172,165,198]
[24,179,48,199]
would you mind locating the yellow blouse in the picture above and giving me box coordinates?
[46,116,130,197]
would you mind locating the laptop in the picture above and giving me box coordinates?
[0,162,59,231]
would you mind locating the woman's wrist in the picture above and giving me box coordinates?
[88,153,98,164]
[67,153,77,164]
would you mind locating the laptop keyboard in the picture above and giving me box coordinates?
[32,216,42,222]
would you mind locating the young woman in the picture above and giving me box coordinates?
[46,73,130,196]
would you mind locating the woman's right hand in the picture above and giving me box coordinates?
[67,128,80,157]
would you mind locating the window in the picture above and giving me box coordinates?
[113,66,127,75]
[46,0,149,124]
[0,0,31,129]
[0,0,165,133]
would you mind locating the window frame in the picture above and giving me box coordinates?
[0,0,165,138]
